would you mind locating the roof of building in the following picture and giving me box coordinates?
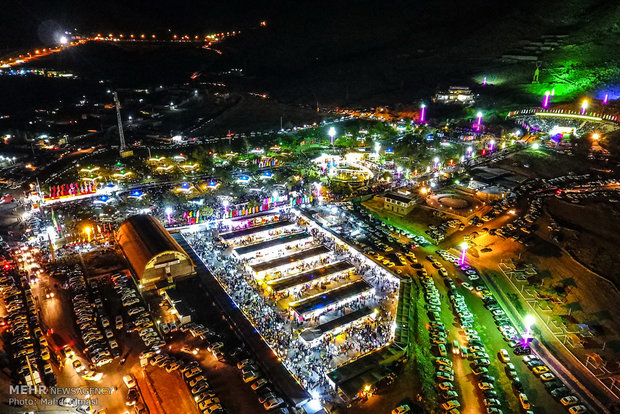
[290,280,372,317]
[268,261,354,292]
[251,245,330,273]
[384,192,413,204]
[477,185,505,195]
[219,220,293,241]
[300,306,373,342]
[117,215,191,280]
[234,232,312,256]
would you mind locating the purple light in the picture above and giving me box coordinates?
[460,242,468,265]
[542,91,550,108]
[420,104,426,122]
[475,112,482,131]
[482,76,487,86]
[603,94,609,104]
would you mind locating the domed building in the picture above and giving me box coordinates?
[117,215,194,290]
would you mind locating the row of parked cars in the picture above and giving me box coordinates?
[144,350,225,414]
[181,317,290,413]
[235,357,288,412]
[113,273,164,350]
[66,265,113,367]
[447,290,509,414]
[521,355,588,413]
[0,266,53,387]
[418,264,461,413]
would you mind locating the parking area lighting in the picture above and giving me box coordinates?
[524,314,536,329]
[460,242,468,265]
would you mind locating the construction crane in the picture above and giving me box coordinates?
[113,91,133,158]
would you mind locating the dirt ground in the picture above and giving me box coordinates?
[469,229,620,363]
[544,198,620,288]
[491,149,598,179]
[81,248,127,275]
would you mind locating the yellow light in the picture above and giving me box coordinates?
[592,133,600,141]
[419,187,428,195]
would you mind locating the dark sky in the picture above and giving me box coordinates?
[1,0,268,48]
[1,0,543,49]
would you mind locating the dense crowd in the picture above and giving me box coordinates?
[184,214,398,401]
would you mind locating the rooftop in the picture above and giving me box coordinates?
[268,261,354,292]
[117,215,191,280]
[234,232,312,256]
[290,280,373,316]
[384,192,414,204]
[300,306,374,342]
[219,220,293,241]
[251,245,330,273]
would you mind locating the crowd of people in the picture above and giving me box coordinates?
[184,213,399,402]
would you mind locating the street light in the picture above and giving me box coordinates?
[476,111,483,131]
[374,142,381,156]
[84,226,92,243]
[328,126,336,146]
[459,241,468,265]
[591,133,600,141]
[580,99,588,115]
[489,139,495,151]
[420,103,426,123]
[433,156,439,169]
[542,91,550,108]
[165,207,173,224]
[524,314,536,344]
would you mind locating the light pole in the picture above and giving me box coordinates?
[475,112,483,131]
[542,91,550,108]
[165,207,173,224]
[580,99,588,115]
[460,242,468,266]
[489,139,495,151]
[374,142,381,157]
[420,104,426,123]
[84,226,92,243]
[433,157,439,169]
[524,314,536,345]
[328,127,336,146]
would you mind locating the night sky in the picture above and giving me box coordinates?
[2,0,546,48]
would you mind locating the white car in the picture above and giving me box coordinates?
[72,360,85,373]
[264,397,284,410]
[123,374,136,389]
